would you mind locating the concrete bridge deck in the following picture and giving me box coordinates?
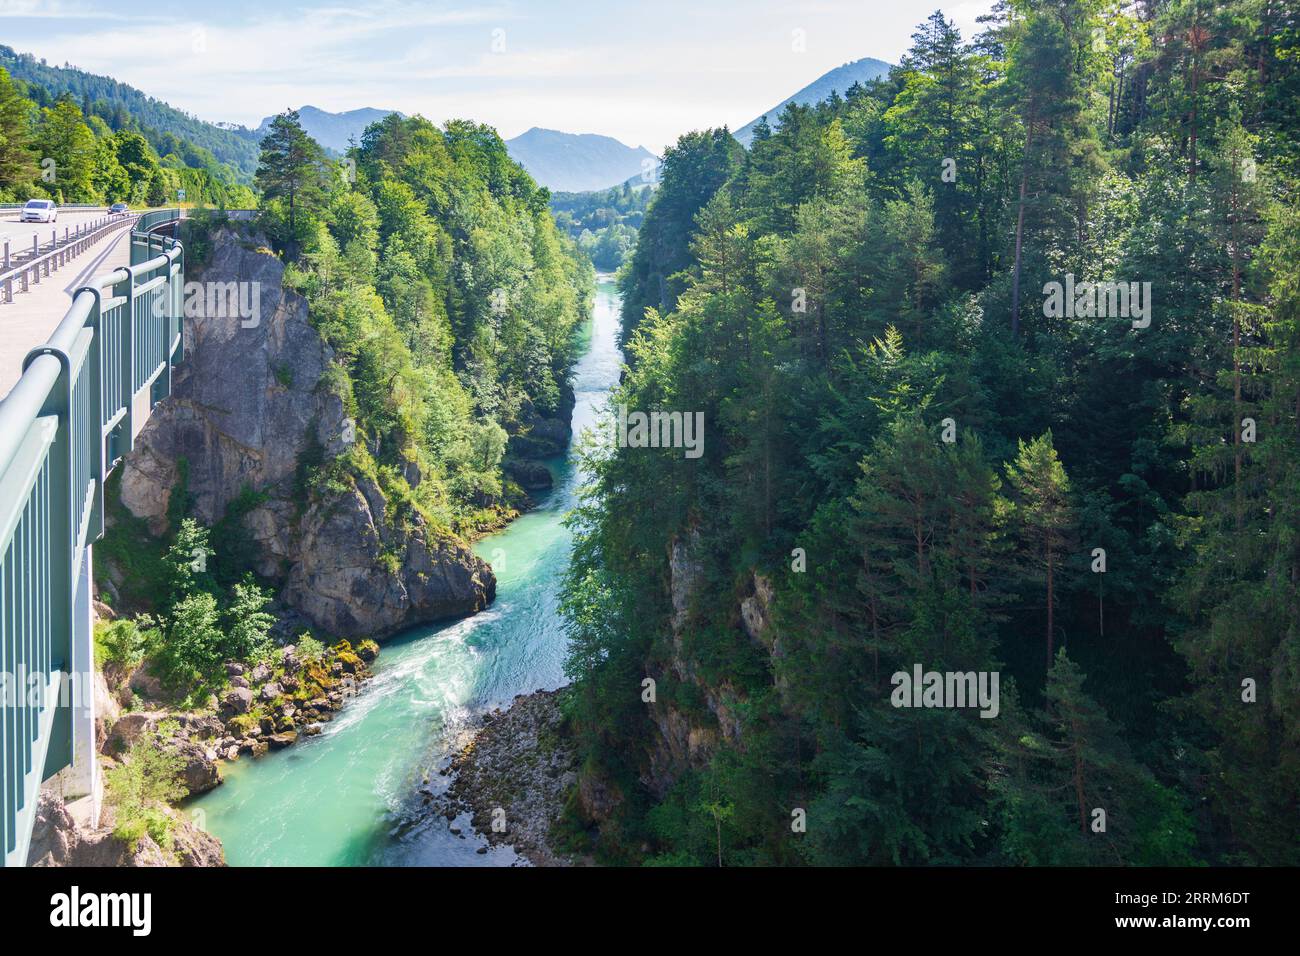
[0,217,136,398]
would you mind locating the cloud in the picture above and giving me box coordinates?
[0,0,153,19]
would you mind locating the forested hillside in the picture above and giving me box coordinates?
[551,182,654,270]
[561,0,1300,866]
[93,108,590,713]
[0,45,261,180]
[0,62,255,206]
[255,109,592,535]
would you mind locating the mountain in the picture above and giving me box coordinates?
[0,44,261,178]
[505,128,657,193]
[733,56,893,145]
[255,106,403,154]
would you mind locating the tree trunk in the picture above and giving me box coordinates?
[1046,544,1055,668]
[1009,111,1036,338]
[1072,725,1088,835]
[1232,187,1244,529]
[1010,163,1030,338]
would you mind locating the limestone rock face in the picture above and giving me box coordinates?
[282,473,494,639]
[503,457,553,491]
[740,572,774,647]
[120,230,333,535]
[116,228,494,639]
[668,529,705,633]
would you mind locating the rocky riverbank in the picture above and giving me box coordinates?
[31,634,378,866]
[107,638,378,793]
[430,688,583,867]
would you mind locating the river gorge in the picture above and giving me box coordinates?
[190,277,622,866]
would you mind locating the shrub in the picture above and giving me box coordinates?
[94,616,155,670]
[105,722,187,851]
[296,633,325,662]
[152,591,224,692]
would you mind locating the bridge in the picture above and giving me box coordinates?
[0,209,185,867]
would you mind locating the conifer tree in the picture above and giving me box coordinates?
[1005,432,1075,668]
[256,109,330,256]
[0,66,37,193]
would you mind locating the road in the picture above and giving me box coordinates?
[0,210,137,398]
[0,207,119,252]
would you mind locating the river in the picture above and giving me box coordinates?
[191,275,622,866]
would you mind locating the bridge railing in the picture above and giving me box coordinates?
[1,214,137,304]
[0,211,184,867]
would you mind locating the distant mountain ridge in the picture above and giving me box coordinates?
[734,56,893,145]
[505,127,657,193]
[255,106,403,154]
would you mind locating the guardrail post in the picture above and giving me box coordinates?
[114,266,135,460]
[21,347,75,780]
[176,241,186,365]
[83,285,107,546]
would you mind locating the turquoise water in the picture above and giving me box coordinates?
[192,277,622,866]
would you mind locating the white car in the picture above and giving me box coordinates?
[20,199,57,223]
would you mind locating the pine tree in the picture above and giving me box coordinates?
[993,649,1196,864]
[1175,202,1300,864]
[1004,1,1106,336]
[255,109,329,256]
[1005,431,1075,668]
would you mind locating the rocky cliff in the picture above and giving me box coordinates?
[577,532,775,828]
[117,228,494,638]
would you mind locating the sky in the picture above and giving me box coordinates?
[0,0,997,154]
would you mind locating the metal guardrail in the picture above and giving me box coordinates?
[1,214,137,304]
[0,210,184,867]
[0,204,106,211]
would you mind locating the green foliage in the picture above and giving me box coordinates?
[256,110,331,257]
[619,128,743,340]
[551,182,652,271]
[93,616,154,671]
[105,722,187,851]
[0,44,260,179]
[0,56,253,204]
[560,0,1300,867]
[267,111,592,531]
[295,633,326,663]
[152,591,224,694]
[0,66,37,197]
[223,575,276,663]
[161,518,215,606]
